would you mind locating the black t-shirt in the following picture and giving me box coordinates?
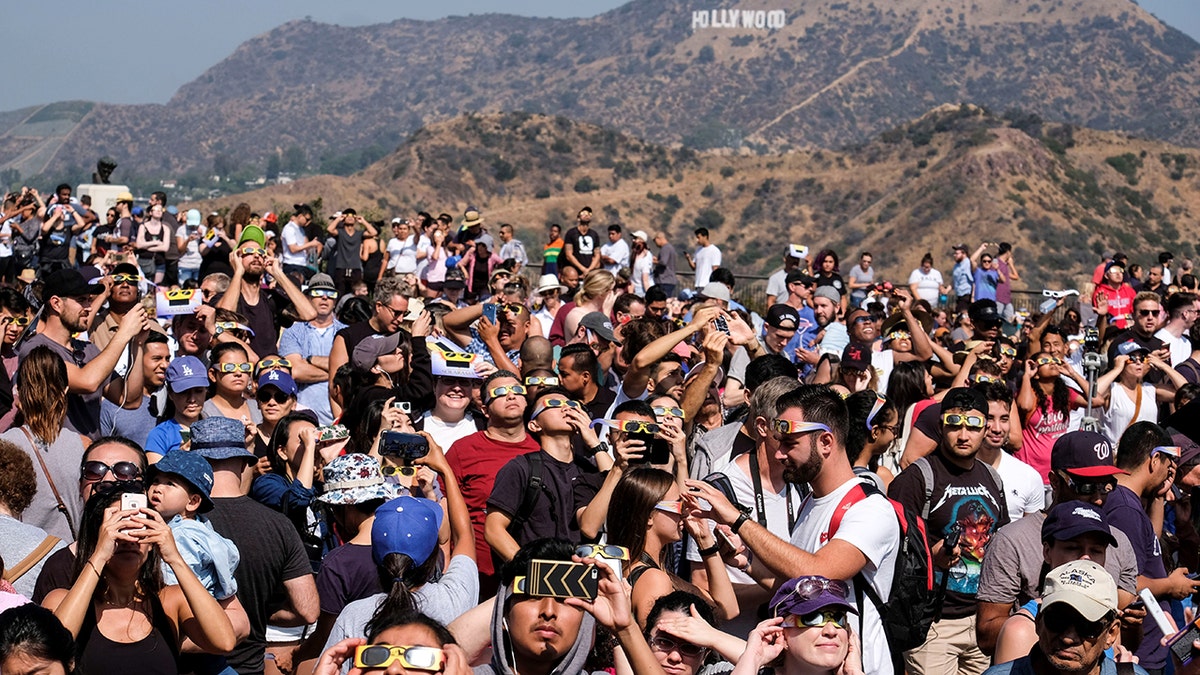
[207,496,313,675]
[816,272,846,296]
[488,451,587,547]
[887,452,1009,619]
[32,546,75,603]
[913,402,942,445]
[200,238,234,279]
[214,287,292,360]
[562,228,598,271]
[585,386,617,423]
[40,220,71,262]
[335,321,385,363]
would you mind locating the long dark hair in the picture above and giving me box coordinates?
[606,468,676,570]
[266,412,319,478]
[845,390,897,468]
[1031,352,1071,415]
[0,604,77,675]
[886,360,930,422]
[365,545,441,639]
[365,608,455,644]
[73,481,163,598]
[644,591,718,635]
[207,341,250,399]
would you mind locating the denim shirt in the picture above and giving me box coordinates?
[161,514,240,600]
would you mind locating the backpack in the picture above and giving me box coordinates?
[825,466,937,657]
[506,453,550,537]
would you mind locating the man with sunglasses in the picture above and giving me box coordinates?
[1104,292,1167,367]
[445,370,541,594]
[1105,422,1194,672]
[217,233,317,360]
[327,276,412,412]
[888,387,1009,675]
[443,298,531,374]
[976,431,1141,656]
[279,273,346,424]
[983,560,1145,675]
[90,262,166,351]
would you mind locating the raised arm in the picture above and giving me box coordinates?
[417,431,476,562]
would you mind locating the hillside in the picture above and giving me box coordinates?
[4,0,1199,180]
[185,108,1200,290]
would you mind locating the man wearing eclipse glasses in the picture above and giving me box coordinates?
[889,387,1009,675]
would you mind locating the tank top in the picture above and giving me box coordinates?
[1016,402,1069,484]
[363,246,384,282]
[334,228,364,271]
[77,594,179,675]
[1102,383,1156,444]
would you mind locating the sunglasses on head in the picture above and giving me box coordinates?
[214,321,253,337]
[309,289,338,299]
[110,273,139,285]
[576,544,630,560]
[0,316,29,327]
[353,644,445,671]
[654,500,684,515]
[601,419,661,434]
[256,389,291,404]
[213,362,253,373]
[782,610,850,630]
[81,460,142,482]
[525,376,559,386]
[257,357,292,372]
[772,419,831,436]
[776,576,851,614]
[649,635,707,658]
[1040,606,1113,640]
[240,247,267,257]
[942,413,985,430]
[653,406,685,419]
[1058,472,1116,496]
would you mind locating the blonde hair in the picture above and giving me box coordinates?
[574,269,615,305]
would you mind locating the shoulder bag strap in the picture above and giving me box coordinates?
[20,426,76,540]
[2,535,61,583]
[1132,382,1144,422]
[916,456,935,520]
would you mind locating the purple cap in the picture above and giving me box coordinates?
[1050,431,1126,479]
[257,369,298,396]
[769,576,857,618]
[1041,500,1117,547]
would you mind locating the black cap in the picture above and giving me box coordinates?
[111,262,141,278]
[968,299,1001,326]
[941,387,988,415]
[840,342,872,371]
[1041,501,1118,547]
[786,270,816,286]
[443,267,467,290]
[43,268,98,300]
[766,304,800,330]
[1050,430,1125,478]
[293,203,314,217]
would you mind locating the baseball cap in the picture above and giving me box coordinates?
[166,356,209,393]
[43,268,98,300]
[116,191,134,203]
[769,576,857,619]
[631,230,649,242]
[444,267,467,290]
[698,282,731,303]
[1050,431,1125,478]
[1040,560,1118,622]
[1116,340,1149,357]
[766,304,800,330]
[813,286,841,304]
[186,209,202,226]
[262,211,278,224]
[1041,500,1118,547]
[238,224,266,247]
[111,262,141,278]
[941,387,988,416]
[373,496,443,566]
[840,343,872,372]
[352,333,402,371]
[786,270,816,286]
[579,312,621,345]
[190,417,254,462]
[148,450,215,513]
[257,369,298,397]
[969,300,1002,326]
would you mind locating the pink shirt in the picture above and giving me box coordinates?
[1017,400,1073,483]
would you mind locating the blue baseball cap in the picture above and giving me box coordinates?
[166,356,209,393]
[1041,500,1118,547]
[149,450,215,513]
[372,497,442,567]
[257,369,298,396]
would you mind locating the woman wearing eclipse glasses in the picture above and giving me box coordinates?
[732,576,865,675]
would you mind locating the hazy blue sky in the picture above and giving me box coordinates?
[4,0,1197,111]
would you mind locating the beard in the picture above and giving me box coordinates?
[243,270,263,283]
[782,436,824,487]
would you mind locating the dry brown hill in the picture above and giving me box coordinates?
[185,108,1200,290]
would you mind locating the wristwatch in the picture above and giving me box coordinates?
[583,441,608,458]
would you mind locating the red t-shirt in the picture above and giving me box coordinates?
[445,430,541,576]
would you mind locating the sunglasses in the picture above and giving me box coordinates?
[213,362,253,373]
[257,358,292,372]
[850,315,872,325]
[81,460,142,482]
[309,289,338,299]
[782,610,850,630]
[772,419,831,436]
[381,465,418,477]
[942,413,985,430]
[1137,309,1159,317]
[256,389,292,404]
[601,419,661,434]
[525,376,559,386]
[0,316,30,327]
[999,346,1017,358]
[1036,356,1064,366]
[486,384,527,401]
[649,635,707,658]
[652,406,685,420]
[654,500,684,515]
[1058,472,1116,496]
[576,544,630,560]
[110,273,140,285]
[240,247,268,257]
[1040,606,1112,640]
[980,258,993,264]
[530,398,582,419]
[353,645,444,671]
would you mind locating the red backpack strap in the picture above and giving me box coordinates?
[823,483,868,544]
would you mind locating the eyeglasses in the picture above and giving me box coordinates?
[240,247,267,257]
[1041,606,1113,640]
[257,358,292,372]
[1058,472,1116,496]
[653,406,686,420]
[486,384,527,402]
[110,274,140,285]
[654,500,684,515]
[887,330,911,341]
[601,419,661,434]
[81,460,143,482]
[980,258,993,264]
[772,419,831,436]
[782,610,850,630]
[973,374,1000,384]
[309,289,338,299]
[1036,357,1064,366]
[0,316,29,327]
[213,362,253,373]
[256,389,292,404]
[530,398,582,419]
[378,302,407,316]
[353,644,445,671]
[942,413,985,430]
[576,544,630,560]
[1137,309,1159,317]
[649,635,707,658]
[999,346,1018,358]
[525,376,559,386]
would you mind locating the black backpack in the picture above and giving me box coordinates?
[825,474,937,657]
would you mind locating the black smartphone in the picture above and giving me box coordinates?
[1168,619,1200,667]
[628,431,670,464]
[525,560,599,600]
[1125,598,1145,611]
[943,525,961,551]
[379,431,429,461]
[714,315,730,336]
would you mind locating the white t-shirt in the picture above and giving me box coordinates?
[790,477,899,675]
[0,221,13,258]
[600,238,630,274]
[693,244,722,287]
[280,221,308,266]
[420,413,478,456]
[907,267,944,305]
[631,250,654,295]
[174,225,202,269]
[386,237,405,272]
[995,451,1045,521]
[1155,328,1191,366]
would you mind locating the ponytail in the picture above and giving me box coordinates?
[366,551,438,638]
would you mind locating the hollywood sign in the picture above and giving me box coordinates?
[692,9,787,30]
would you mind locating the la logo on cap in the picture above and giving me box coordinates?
[182,365,194,376]
[269,370,280,381]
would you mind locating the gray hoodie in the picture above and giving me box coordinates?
[473,581,596,675]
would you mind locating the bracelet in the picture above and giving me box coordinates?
[85,559,102,579]
[731,513,749,535]
[697,543,720,557]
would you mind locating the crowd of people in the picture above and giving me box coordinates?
[3,185,1200,675]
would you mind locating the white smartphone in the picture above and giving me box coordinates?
[121,492,148,512]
